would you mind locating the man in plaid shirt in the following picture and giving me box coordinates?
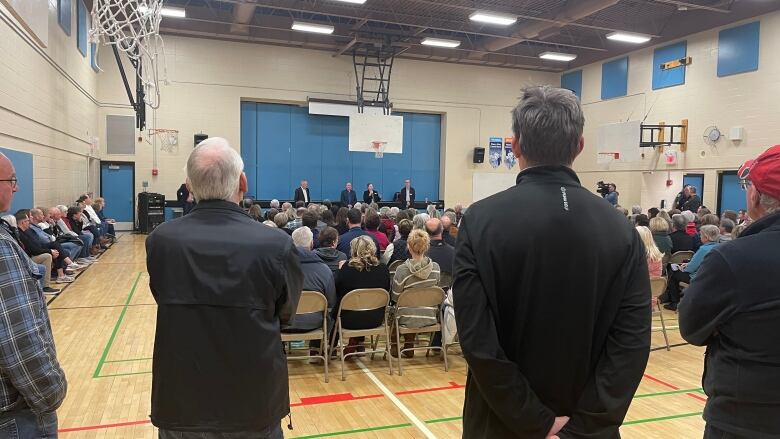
[0,153,67,437]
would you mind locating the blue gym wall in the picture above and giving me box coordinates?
[0,147,33,214]
[241,102,441,202]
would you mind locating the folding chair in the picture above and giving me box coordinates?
[281,291,330,382]
[650,277,676,351]
[669,251,694,264]
[330,288,392,381]
[393,287,449,375]
[438,272,453,291]
[388,260,404,276]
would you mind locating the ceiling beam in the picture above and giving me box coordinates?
[230,1,258,34]
[647,0,732,13]
[481,0,621,53]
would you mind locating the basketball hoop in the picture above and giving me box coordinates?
[371,141,387,158]
[90,0,167,109]
[146,128,179,153]
[598,152,620,160]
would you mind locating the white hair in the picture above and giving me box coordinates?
[412,213,429,230]
[57,205,68,215]
[2,215,16,228]
[631,205,642,215]
[186,137,244,202]
[353,202,362,211]
[681,210,696,223]
[760,193,780,214]
[270,199,280,209]
[292,226,313,249]
[700,224,720,242]
[263,220,277,228]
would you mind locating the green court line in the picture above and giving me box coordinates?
[93,371,156,378]
[426,416,462,424]
[103,357,153,364]
[623,412,702,425]
[634,388,703,398]
[93,272,143,378]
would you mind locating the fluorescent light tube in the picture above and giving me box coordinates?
[292,21,335,34]
[606,32,651,44]
[331,0,368,3]
[421,37,461,48]
[138,6,186,18]
[469,11,517,26]
[539,51,577,62]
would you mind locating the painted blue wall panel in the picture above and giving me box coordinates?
[653,41,687,90]
[0,148,33,214]
[601,57,629,100]
[683,174,704,201]
[560,70,583,99]
[718,21,760,77]
[320,116,352,201]
[256,103,291,199]
[100,163,134,222]
[90,43,99,72]
[58,0,71,36]
[240,102,257,197]
[245,103,441,201]
[719,173,745,214]
[290,108,323,200]
[77,0,87,56]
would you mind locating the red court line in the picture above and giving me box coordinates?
[291,392,383,407]
[643,373,707,403]
[396,381,464,395]
[58,419,151,433]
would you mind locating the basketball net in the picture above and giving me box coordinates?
[89,0,167,109]
[371,141,387,158]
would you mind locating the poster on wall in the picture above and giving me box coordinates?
[504,137,516,169]
[489,137,502,168]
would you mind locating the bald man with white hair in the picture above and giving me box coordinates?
[146,137,303,438]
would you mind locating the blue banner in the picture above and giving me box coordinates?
[504,137,516,169]
[489,137,502,168]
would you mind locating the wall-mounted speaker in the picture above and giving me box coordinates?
[473,147,485,164]
[194,134,208,147]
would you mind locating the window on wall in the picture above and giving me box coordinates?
[77,0,87,56]
[58,0,72,36]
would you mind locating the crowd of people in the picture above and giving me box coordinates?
[0,194,116,296]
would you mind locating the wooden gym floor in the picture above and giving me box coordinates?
[48,234,708,438]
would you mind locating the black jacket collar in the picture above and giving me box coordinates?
[742,211,780,238]
[515,165,581,186]
[189,199,249,217]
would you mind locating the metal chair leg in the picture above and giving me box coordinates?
[657,302,671,351]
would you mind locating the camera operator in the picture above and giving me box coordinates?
[599,182,619,206]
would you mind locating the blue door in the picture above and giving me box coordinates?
[718,171,745,215]
[683,174,704,203]
[100,162,134,226]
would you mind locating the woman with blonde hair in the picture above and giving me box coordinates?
[333,236,391,353]
[391,229,441,357]
[649,216,673,255]
[636,226,664,277]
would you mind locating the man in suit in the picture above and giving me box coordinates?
[294,180,310,204]
[147,138,303,439]
[340,182,357,208]
[454,86,650,439]
[399,179,415,209]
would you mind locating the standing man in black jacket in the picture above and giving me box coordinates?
[454,86,650,439]
[340,182,358,208]
[679,144,780,439]
[399,179,415,209]
[294,180,311,205]
[146,137,303,439]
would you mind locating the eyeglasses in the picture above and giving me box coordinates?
[0,178,17,189]
[739,179,752,191]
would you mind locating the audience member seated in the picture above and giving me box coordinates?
[284,227,336,357]
[93,197,116,238]
[334,207,349,235]
[670,214,694,253]
[425,218,454,275]
[693,214,720,251]
[321,209,335,228]
[656,210,673,230]
[719,219,735,243]
[616,205,629,218]
[301,211,320,248]
[636,226,663,277]
[629,205,642,223]
[634,214,650,227]
[79,194,109,246]
[28,208,88,268]
[269,199,280,211]
[52,206,94,261]
[333,236,390,354]
[732,223,747,239]
[265,207,279,222]
[65,206,100,255]
[263,220,277,228]
[426,205,440,219]
[649,217,673,255]
[663,224,721,311]
[364,210,389,252]
[721,209,738,224]
[382,219,412,265]
[2,215,59,294]
[648,207,660,219]
[412,213,429,230]
[441,212,457,246]
[390,229,441,358]
[274,212,292,234]
[337,208,380,257]
[379,207,396,242]
[314,227,347,279]
[248,205,263,221]
[15,211,73,285]
[682,210,698,236]
[737,209,749,225]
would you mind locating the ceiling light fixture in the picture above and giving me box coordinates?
[539,51,577,62]
[292,21,335,34]
[469,11,517,26]
[331,0,368,3]
[138,6,186,18]
[606,31,651,44]
[421,37,461,48]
